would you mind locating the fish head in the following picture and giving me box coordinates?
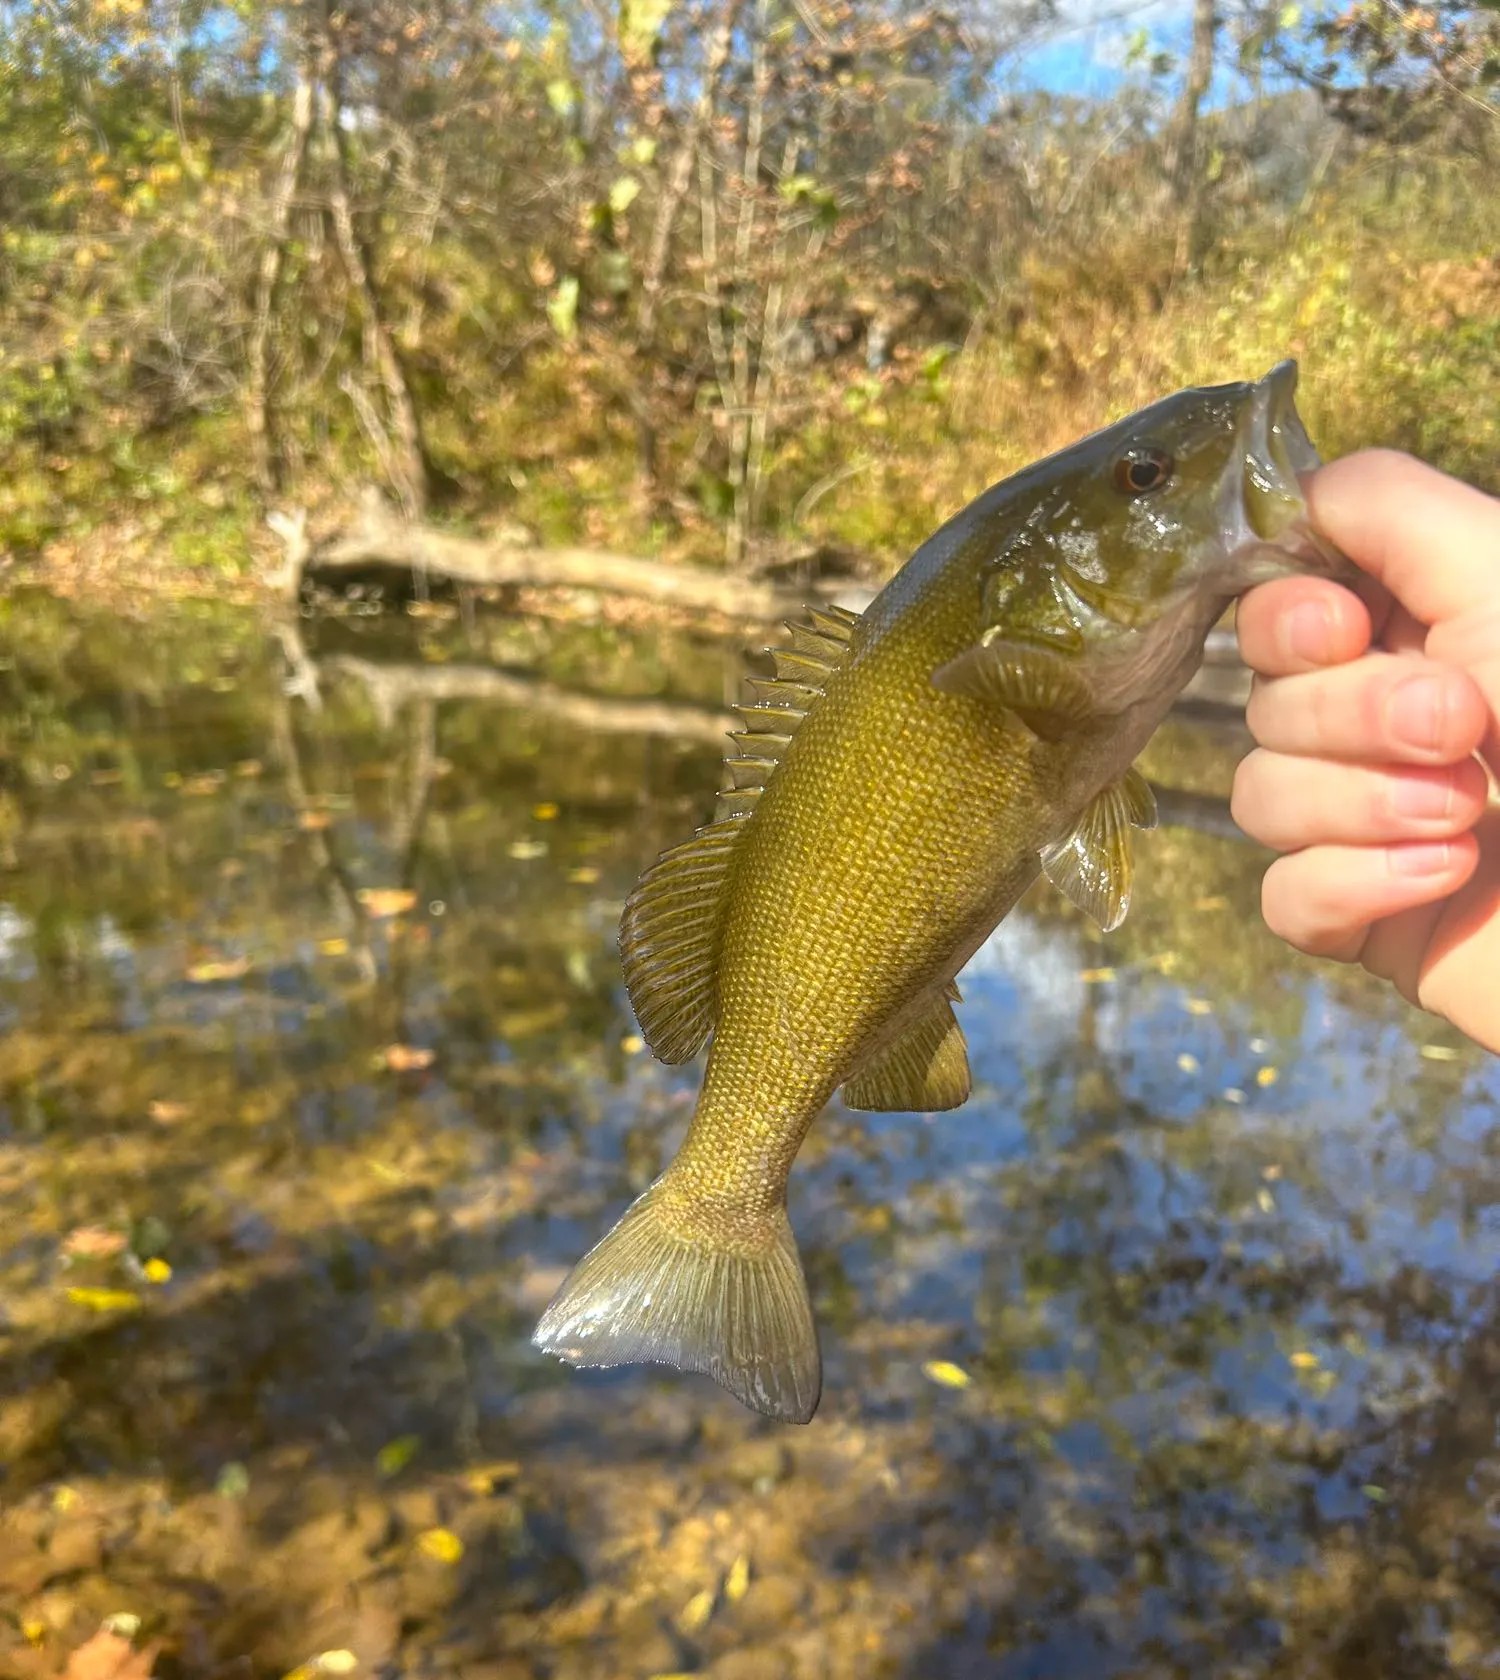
[977,360,1348,653]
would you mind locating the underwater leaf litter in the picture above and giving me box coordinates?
[0,593,1499,1673]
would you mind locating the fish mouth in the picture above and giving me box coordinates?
[1244,360,1320,540]
[1228,360,1348,582]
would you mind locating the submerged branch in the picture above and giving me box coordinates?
[314,650,1252,842]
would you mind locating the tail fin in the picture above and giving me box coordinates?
[532,1178,821,1424]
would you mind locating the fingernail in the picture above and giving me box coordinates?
[1390,842,1454,877]
[1283,600,1332,665]
[1392,775,1454,821]
[1389,676,1448,753]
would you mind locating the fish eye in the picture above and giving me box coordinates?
[1113,448,1174,496]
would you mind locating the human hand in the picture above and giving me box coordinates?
[1231,450,1500,1053]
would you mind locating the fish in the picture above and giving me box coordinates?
[534,360,1346,1424]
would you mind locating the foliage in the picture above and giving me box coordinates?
[0,0,1494,574]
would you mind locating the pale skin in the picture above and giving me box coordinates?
[1231,450,1500,1054]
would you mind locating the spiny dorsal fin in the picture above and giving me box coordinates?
[1040,766,1157,933]
[620,817,745,1063]
[843,992,971,1113]
[713,600,862,823]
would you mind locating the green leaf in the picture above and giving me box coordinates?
[1278,3,1301,28]
[620,0,674,63]
[215,1461,250,1499]
[547,276,580,341]
[376,1434,421,1477]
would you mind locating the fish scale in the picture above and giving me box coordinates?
[535,360,1348,1423]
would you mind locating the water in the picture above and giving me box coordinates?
[1,589,1498,1678]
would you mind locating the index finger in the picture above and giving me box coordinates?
[1307,450,1500,627]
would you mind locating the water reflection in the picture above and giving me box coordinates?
[0,591,1497,1677]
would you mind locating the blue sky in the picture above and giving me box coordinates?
[1012,0,1244,101]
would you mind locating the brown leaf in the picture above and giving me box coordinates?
[63,1226,126,1259]
[379,1044,435,1072]
[357,888,418,919]
[64,1631,158,1680]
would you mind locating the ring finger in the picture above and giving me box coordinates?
[1232,751,1489,851]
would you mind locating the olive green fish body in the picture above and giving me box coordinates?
[535,362,1344,1422]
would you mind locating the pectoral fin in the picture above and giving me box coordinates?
[843,992,971,1113]
[931,636,1095,740]
[1041,767,1158,933]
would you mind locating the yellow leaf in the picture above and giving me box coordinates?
[66,1287,141,1312]
[1184,998,1213,1016]
[725,1553,750,1602]
[531,802,559,820]
[316,1653,359,1675]
[1419,1043,1460,1062]
[1257,1187,1276,1214]
[357,888,418,918]
[416,1526,465,1564]
[1290,1350,1320,1369]
[676,1587,716,1632]
[1079,967,1117,983]
[187,956,251,984]
[317,937,349,956]
[508,840,548,861]
[297,810,333,832]
[143,1258,172,1283]
[567,866,600,884]
[22,1617,46,1645]
[1192,895,1228,911]
[621,1034,645,1054]
[53,1485,78,1511]
[148,1100,189,1124]
[1256,1065,1280,1088]
[1176,1052,1200,1074]
[463,1460,521,1495]
[922,1359,971,1389]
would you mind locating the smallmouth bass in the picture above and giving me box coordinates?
[535,361,1345,1423]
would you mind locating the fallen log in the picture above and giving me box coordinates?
[269,494,857,624]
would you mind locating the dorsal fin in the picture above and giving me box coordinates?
[624,603,863,1061]
[713,601,862,823]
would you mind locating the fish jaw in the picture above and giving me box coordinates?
[1213,360,1352,591]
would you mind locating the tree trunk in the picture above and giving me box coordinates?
[1168,0,1219,269]
[314,21,430,519]
[246,70,314,495]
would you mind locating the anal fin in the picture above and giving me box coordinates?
[843,993,971,1113]
[1041,766,1157,933]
